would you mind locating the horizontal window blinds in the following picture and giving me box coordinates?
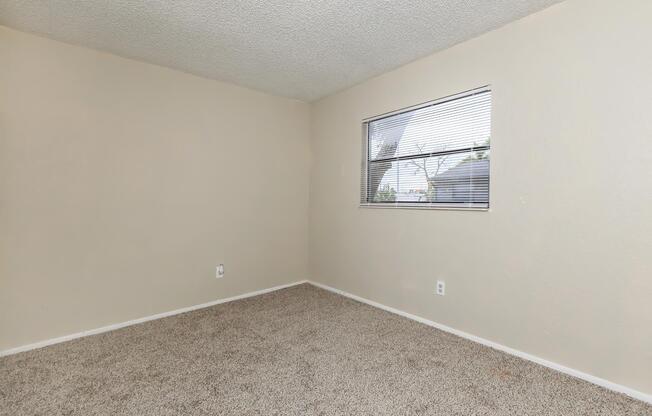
[361,87,491,209]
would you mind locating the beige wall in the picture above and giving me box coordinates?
[0,26,310,350]
[309,0,652,395]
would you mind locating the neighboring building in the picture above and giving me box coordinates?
[432,158,489,203]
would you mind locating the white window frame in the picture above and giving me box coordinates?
[360,86,491,211]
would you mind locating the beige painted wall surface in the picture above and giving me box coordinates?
[0,26,310,350]
[309,0,652,394]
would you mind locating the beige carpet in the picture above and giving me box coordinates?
[1,284,650,415]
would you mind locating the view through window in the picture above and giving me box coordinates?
[361,87,491,209]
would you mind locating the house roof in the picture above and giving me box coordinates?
[435,158,489,181]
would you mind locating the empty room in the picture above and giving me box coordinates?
[1,0,651,414]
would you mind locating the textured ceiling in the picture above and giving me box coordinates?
[0,1,562,101]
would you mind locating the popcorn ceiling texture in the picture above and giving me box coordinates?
[1,284,650,415]
[0,0,561,101]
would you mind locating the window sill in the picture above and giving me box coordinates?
[359,203,489,211]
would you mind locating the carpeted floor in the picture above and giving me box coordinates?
[1,284,650,415]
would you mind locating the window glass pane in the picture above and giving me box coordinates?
[363,87,491,208]
[368,91,491,161]
[368,150,490,204]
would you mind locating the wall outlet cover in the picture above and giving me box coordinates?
[436,280,445,296]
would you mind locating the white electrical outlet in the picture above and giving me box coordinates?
[216,264,225,279]
[436,280,445,296]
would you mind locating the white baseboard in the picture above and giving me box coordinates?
[307,280,652,405]
[0,280,308,357]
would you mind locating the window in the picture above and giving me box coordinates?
[360,86,492,209]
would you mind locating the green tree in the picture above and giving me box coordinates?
[463,137,491,161]
[374,184,396,202]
